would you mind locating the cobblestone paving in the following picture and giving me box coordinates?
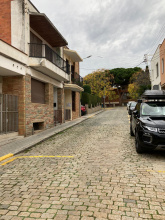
[1,107,165,219]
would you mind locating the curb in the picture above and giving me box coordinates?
[0,110,104,163]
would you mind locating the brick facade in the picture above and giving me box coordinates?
[2,76,25,135]
[72,92,80,120]
[74,62,79,74]
[25,75,54,136]
[0,0,12,44]
[160,39,165,88]
[57,88,64,123]
[2,75,55,136]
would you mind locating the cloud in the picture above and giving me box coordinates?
[30,0,165,76]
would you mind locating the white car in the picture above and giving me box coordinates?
[127,101,132,110]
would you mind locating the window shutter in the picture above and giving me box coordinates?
[31,78,45,104]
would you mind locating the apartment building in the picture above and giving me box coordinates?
[0,0,83,137]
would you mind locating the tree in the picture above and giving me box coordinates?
[83,69,114,98]
[128,83,139,99]
[128,67,151,99]
[83,85,91,94]
[109,67,141,86]
[107,90,119,101]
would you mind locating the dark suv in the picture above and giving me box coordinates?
[130,90,165,153]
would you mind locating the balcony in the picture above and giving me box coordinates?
[28,43,70,82]
[30,13,68,47]
[0,40,27,77]
[71,72,83,87]
[64,72,84,92]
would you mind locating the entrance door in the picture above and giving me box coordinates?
[0,94,18,134]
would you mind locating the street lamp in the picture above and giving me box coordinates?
[83,55,103,60]
[83,55,92,59]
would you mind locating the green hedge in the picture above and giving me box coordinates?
[81,92,101,108]
[83,85,91,94]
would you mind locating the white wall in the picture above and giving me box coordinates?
[11,0,39,54]
[151,45,161,90]
[27,68,63,88]
[11,0,26,52]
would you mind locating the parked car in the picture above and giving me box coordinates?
[130,90,165,153]
[128,102,137,115]
[127,101,132,110]
[127,101,135,110]
[81,105,86,116]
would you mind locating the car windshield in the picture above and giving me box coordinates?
[141,102,165,116]
[130,102,136,107]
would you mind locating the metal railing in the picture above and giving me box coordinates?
[29,43,70,74]
[54,110,62,126]
[71,72,83,87]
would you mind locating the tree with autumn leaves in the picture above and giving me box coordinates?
[128,67,151,99]
[83,67,150,103]
[83,69,119,101]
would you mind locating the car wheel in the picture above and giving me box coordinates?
[130,123,134,136]
[135,131,144,154]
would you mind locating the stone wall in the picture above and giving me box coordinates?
[25,75,54,136]
[72,92,80,120]
[85,104,101,115]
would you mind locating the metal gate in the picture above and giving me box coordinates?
[0,94,18,134]
[54,110,62,126]
[65,109,71,121]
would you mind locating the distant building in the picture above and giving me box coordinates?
[150,45,161,90]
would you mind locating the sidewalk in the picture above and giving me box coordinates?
[0,110,104,158]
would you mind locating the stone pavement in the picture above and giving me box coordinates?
[0,110,103,158]
[1,107,165,220]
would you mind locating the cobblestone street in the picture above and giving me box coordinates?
[1,107,165,220]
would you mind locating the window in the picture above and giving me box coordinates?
[31,78,45,104]
[65,59,70,74]
[156,63,159,77]
[72,91,76,111]
[162,58,164,74]
[30,32,42,57]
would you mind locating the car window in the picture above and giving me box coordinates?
[141,103,165,116]
[130,102,137,107]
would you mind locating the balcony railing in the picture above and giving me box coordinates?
[29,43,70,74]
[71,72,83,87]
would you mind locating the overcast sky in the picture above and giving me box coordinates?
[31,0,165,77]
